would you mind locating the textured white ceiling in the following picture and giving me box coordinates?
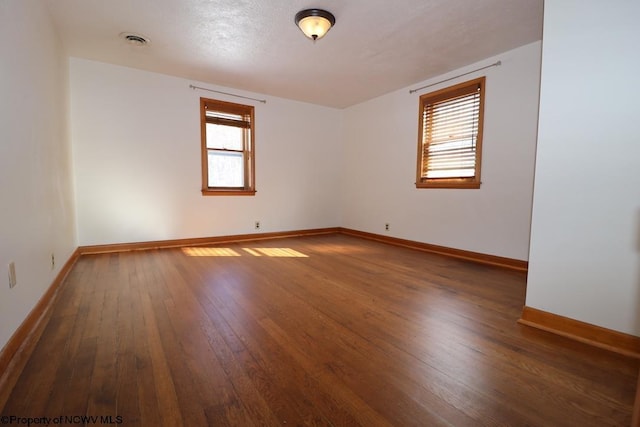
[44,0,543,108]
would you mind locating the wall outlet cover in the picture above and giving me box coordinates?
[8,262,17,288]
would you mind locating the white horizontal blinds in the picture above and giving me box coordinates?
[205,111,251,129]
[421,82,481,180]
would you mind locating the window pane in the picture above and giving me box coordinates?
[208,151,244,187]
[206,123,244,150]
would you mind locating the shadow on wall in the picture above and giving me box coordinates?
[635,210,640,427]
[635,209,640,336]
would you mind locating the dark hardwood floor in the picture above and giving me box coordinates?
[1,234,638,426]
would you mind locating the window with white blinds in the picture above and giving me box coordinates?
[416,77,485,189]
[200,98,256,196]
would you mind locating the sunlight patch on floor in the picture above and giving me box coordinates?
[182,247,308,258]
[243,248,308,257]
[182,247,241,257]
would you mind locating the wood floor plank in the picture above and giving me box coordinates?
[193,266,340,425]
[128,253,163,427]
[185,271,300,425]
[136,251,186,427]
[113,256,140,426]
[2,313,76,414]
[1,234,638,426]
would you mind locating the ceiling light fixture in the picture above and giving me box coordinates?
[295,9,335,41]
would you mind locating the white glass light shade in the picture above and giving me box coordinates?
[298,16,332,40]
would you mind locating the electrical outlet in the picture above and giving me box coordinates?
[385,223,390,231]
[8,262,16,288]
[255,221,260,230]
[51,253,55,270]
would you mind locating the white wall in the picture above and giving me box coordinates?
[341,42,541,261]
[526,1,640,336]
[70,59,343,246]
[0,1,77,350]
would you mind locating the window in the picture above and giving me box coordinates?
[200,97,255,195]
[416,77,485,189]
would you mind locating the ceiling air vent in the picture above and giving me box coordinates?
[119,32,150,46]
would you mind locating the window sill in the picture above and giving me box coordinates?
[416,180,481,189]
[202,189,256,196]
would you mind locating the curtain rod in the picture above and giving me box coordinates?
[189,84,267,104]
[409,60,501,94]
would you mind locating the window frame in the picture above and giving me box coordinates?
[200,97,256,196]
[415,76,485,189]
